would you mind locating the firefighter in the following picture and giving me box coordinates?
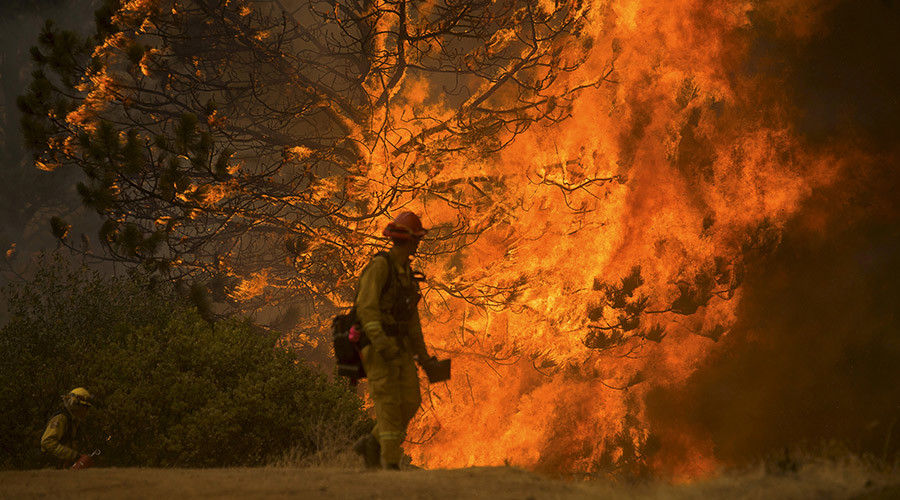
[353,211,433,470]
[41,387,94,469]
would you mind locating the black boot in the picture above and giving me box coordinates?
[353,435,381,469]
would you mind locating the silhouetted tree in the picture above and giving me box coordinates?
[19,0,603,324]
[0,0,97,283]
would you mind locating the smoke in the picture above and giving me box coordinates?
[646,0,900,466]
[0,0,101,295]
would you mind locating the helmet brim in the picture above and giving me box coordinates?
[383,226,427,240]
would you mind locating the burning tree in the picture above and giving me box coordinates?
[20,0,844,478]
[19,0,602,319]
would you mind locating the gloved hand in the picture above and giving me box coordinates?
[372,335,400,361]
[71,454,94,470]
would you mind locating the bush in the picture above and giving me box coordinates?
[0,256,369,468]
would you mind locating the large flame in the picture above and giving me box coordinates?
[29,0,858,478]
[359,0,845,477]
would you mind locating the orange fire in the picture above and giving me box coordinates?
[19,0,874,476]
[353,0,843,477]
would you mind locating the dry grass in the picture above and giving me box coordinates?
[266,422,900,500]
[270,417,364,469]
[759,440,899,478]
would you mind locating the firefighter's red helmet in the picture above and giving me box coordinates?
[383,211,428,240]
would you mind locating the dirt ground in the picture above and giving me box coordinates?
[3,463,900,500]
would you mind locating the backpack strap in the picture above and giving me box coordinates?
[346,251,395,322]
[373,251,395,297]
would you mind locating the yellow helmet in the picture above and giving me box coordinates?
[63,387,93,409]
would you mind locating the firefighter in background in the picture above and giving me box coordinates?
[41,387,94,469]
[353,212,433,470]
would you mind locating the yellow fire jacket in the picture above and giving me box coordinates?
[355,250,429,360]
[41,410,80,463]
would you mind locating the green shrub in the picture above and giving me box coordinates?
[0,256,369,468]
